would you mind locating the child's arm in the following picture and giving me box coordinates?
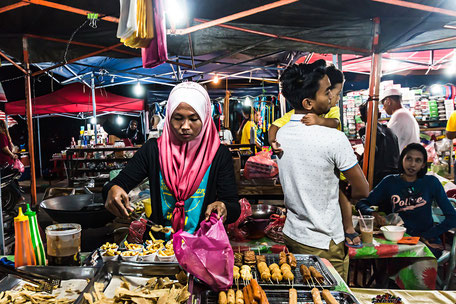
[301,113,339,129]
[339,190,360,245]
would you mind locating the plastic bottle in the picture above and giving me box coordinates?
[14,207,36,267]
[24,204,46,265]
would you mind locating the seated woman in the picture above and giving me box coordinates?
[356,143,456,257]
[103,82,241,235]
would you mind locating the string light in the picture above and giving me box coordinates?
[133,82,144,97]
[213,74,219,84]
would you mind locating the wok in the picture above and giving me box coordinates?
[40,194,115,229]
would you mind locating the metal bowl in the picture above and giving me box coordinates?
[250,204,278,219]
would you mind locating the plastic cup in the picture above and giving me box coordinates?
[359,215,374,244]
[45,223,81,266]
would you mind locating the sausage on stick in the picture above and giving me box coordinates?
[309,266,324,283]
[289,288,297,304]
[311,287,323,304]
[249,279,261,302]
[322,289,339,304]
[219,291,227,304]
[235,289,244,304]
[227,289,235,304]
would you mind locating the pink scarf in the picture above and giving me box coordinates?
[158,82,220,233]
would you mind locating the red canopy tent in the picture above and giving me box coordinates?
[5,83,144,115]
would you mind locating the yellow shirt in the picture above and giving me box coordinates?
[272,107,341,129]
[447,111,456,132]
[240,120,256,145]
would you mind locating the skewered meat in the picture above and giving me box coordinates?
[235,289,244,304]
[311,288,323,304]
[299,265,311,281]
[219,291,227,304]
[244,251,256,265]
[279,252,287,265]
[286,253,297,269]
[227,289,235,304]
[322,289,339,304]
[233,266,240,280]
[268,263,279,272]
[280,263,291,272]
[256,255,266,264]
[309,266,324,283]
[289,288,297,304]
[234,253,243,267]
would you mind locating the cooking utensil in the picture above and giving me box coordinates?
[40,194,114,229]
[0,264,60,293]
[250,204,278,219]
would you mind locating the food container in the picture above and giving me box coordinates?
[138,251,157,262]
[120,251,139,262]
[45,223,81,266]
[157,250,176,262]
[250,204,278,219]
[102,251,120,262]
[380,225,406,242]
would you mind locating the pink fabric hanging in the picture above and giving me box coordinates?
[142,0,168,68]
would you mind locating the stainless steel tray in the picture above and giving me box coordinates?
[237,254,338,289]
[0,266,98,303]
[199,289,360,304]
[77,261,185,304]
[84,248,179,266]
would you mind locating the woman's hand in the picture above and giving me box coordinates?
[205,201,227,222]
[105,185,132,218]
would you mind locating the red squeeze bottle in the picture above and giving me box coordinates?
[14,207,36,267]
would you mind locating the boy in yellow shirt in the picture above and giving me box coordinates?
[270,63,361,248]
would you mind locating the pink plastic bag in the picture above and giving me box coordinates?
[173,214,234,291]
[227,198,252,241]
[13,159,24,173]
[244,151,278,179]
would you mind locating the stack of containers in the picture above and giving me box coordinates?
[429,99,439,121]
[437,98,447,121]
[445,99,455,120]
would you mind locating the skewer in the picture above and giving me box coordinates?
[310,276,316,288]
[269,279,273,284]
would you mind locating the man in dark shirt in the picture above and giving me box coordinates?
[122,120,145,146]
[358,103,400,187]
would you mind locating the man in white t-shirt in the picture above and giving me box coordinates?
[381,88,420,151]
[276,62,369,281]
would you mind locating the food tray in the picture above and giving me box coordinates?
[0,266,98,302]
[85,248,179,266]
[238,254,337,289]
[199,289,360,304]
[77,261,186,304]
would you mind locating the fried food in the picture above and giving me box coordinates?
[255,255,266,264]
[268,263,279,272]
[257,262,271,281]
[322,289,339,304]
[234,252,243,267]
[286,253,297,269]
[102,249,120,256]
[240,267,252,281]
[280,263,291,272]
[309,266,324,283]
[218,291,227,304]
[311,287,323,304]
[233,266,240,280]
[282,269,294,281]
[289,288,297,304]
[158,247,174,257]
[100,242,118,251]
[235,289,244,304]
[244,251,256,265]
[300,264,311,281]
[279,251,287,265]
[123,241,143,251]
[227,289,235,304]
[271,270,283,282]
[121,250,139,257]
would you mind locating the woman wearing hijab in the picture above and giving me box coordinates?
[103,82,240,234]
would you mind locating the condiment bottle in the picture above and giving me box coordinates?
[24,204,46,265]
[14,207,36,267]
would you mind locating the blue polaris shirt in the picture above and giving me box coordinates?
[356,174,456,240]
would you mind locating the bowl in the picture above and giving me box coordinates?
[240,218,270,239]
[101,251,120,262]
[120,251,139,262]
[138,251,157,262]
[380,225,406,242]
[250,204,278,219]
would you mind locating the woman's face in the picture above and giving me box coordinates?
[170,102,203,142]
[402,149,425,178]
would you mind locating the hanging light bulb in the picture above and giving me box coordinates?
[116,116,124,125]
[213,74,220,84]
[90,117,96,124]
[133,82,145,97]
[166,0,187,28]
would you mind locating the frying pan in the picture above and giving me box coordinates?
[40,194,115,229]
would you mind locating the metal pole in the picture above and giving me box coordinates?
[91,74,97,144]
[0,172,4,255]
[337,54,344,132]
[362,18,382,189]
[37,117,43,177]
[23,36,37,205]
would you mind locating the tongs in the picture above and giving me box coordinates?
[129,212,174,234]
[0,264,61,294]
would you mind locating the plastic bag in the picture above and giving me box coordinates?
[243,151,278,179]
[264,214,286,243]
[13,159,24,173]
[173,213,234,291]
[127,219,147,243]
[227,198,252,241]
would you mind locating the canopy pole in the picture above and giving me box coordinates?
[37,117,42,177]
[23,36,37,205]
[91,74,97,144]
[362,18,382,189]
[337,54,344,131]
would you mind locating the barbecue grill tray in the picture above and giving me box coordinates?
[199,289,360,304]
[236,254,337,289]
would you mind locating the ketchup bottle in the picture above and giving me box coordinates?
[14,207,36,267]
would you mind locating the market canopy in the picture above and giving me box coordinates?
[4,83,144,115]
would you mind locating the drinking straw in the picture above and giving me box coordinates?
[358,209,367,230]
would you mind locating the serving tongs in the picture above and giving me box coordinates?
[0,264,61,294]
[128,212,174,234]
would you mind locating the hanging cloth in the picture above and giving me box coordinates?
[142,0,168,68]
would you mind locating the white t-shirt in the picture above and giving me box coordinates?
[276,114,358,250]
[387,108,420,151]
